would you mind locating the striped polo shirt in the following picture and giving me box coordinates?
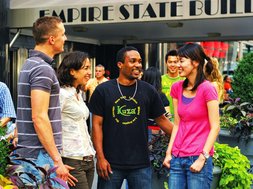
[16,50,62,159]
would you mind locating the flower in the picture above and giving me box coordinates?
[0,174,18,188]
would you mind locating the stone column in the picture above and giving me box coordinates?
[0,0,9,83]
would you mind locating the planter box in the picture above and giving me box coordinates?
[152,167,167,189]
[218,128,253,164]
[152,174,167,189]
[211,166,222,189]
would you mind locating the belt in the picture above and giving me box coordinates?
[63,155,94,162]
[83,155,94,162]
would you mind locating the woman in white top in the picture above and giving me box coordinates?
[57,51,96,189]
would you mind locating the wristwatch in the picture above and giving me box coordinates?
[201,151,210,160]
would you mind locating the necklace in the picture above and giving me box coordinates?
[116,79,138,101]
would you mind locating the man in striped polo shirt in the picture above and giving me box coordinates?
[15,16,77,188]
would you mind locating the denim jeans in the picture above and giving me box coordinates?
[97,166,151,189]
[11,150,66,188]
[168,156,213,189]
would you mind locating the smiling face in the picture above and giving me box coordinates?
[118,50,142,81]
[178,57,198,78]
[71,58,91,88]
[166,55,179,76]
[95,66,105,79]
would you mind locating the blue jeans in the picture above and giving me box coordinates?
[11,150,66,188]
[97,166,151,189]
[169,156,213,189]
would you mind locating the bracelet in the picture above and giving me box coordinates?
[201,151,210,159]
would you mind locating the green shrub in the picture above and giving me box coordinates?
[232,52,253,103]
[213,143,253,189]
[220,113,238,129]
[0,124,10,176]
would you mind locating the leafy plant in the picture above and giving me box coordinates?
[0,174,18,188]
[149,133,170,178]
[0,119,68,188]
[220,113,238,129]
[223,98,251,118]
[213,143,253,189]
[0,123,6,136]
[221,98,253,141]
[148,113,172,179]
[164,181,169,189]
[6,154,69,189]
[0,122,17,188]
[0,122,11,176]
[0,124,68,188]
[232,52,253,103]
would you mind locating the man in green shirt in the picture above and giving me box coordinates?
[162,50,184,118]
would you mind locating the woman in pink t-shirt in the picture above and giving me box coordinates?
[163,43,220,189]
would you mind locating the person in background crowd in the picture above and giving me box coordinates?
[162,50,184,119]
[142,67,169,108]
[16,16,76,188]
[142,67,169,140]
[85,64,108,132]
[0,82,16,141]
[223,75,233,100]
[204,58,224,103]
[85,64,108,101]
[105,70,111,80]
[58,51,96,189]
[89,46,173,189]
[163,43,220,189]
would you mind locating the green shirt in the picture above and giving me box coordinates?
[161,74,184,117]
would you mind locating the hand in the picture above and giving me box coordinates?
[55,160,78,186]
[12,137,18,148]
[189,155,206,173]
[96,157,113,180]
[65,164,78,186]
[163,153,172,169]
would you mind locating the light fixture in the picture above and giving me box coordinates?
[207,32,221,37]
[167,22,183,28]
[72,26,88,32]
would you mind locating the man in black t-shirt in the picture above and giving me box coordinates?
[89,46,174,189]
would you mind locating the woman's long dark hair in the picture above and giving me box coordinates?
[178,43,213,91]
[142,66,162,93]
[57,51,89,93]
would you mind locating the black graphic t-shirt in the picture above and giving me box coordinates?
[89,79,165,169]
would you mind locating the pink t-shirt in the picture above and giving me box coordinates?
[171,80,218,157]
